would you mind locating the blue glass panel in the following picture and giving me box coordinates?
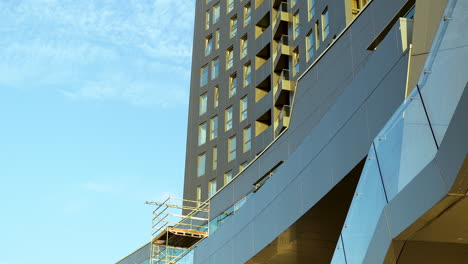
[341,145,387,264]
[330,235,347,264]
[374,89,437,200]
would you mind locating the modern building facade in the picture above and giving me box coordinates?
[117,0,468,263]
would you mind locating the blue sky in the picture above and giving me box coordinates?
[0,0,195,263]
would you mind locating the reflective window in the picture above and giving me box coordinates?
[224,171,233,185]
[211,57,219,80]
[240,96,248,121]
[198,122,207,145]
[228,136,236,161]
[227,0,234,13]
[215,29,220,49]
[308,0,315,20]
[230,16,237,38]
[293,49,300,76]
[241,35,248,58]
[200,65,209,86]
[205,35,213,56]
[322,8,329,40]
[227,47,234,69]
[244,3,251,25]
[197,153,206,177]
[243,126,251,152]
[196,186,201,206]
[225,106,233,131]
[205,10,210,30]
[244,62,251,87]
[214,86,219,108]
[240,162,248,171]
[294,12,300,39]
[199,93,207,115]
[208,179,217,197]
[213,3,220,23]
[229,73,237,97]
[210,116,218,139]
[212,146,217,170]
[306,31,314,61]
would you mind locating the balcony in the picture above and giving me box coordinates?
[274,105,291,136]
[273,2,291,39]
[273,70,295,106]
[273,35,291,72]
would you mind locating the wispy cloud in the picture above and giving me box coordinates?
[0,0,195,107]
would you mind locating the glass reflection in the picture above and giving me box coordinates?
[373,89,437,200]
[341,145,387,263]
[330,235,347,264]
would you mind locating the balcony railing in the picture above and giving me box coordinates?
[273,35,289,60]
[275,105,291,136]
[274,70,294,104]
[273,1,288,26]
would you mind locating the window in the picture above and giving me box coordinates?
[205,10,210,30]
[244,4,251,26]
[244,62,251,87]
[205,35,213,56]
[212,146,217,170]
[240,96,248,121]
[315,20,320,49]
[294,12,300,39]
[226,47,234,69]
[214,86,219,108]
[229,74,237,97]
[352,0,368,18]
[225,106,233,131]
[243,126,251,152]
[200,65,209,86]
[241,35,248,58]
[308,0,315,20]
[197,153,206,177]
[293,49,300,76]
[215,29,220,49]
[199,93,207,115]
[224,171,233,185]
[240,162,248,171]
[306,31,314,61]
[196,186,201,206]
[213,3,220,23]
[228,136,237,162]
[208,179,217,198]
[230,16,237,38]
[210,116,218,139]
[227,0,234,13]
[211,57,219,80]
[322,8,329,40]
[198,122,207,145]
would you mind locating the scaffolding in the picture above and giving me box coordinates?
[145,197,210,264]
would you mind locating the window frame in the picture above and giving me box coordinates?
[243,126,251,152]
[210,116,218,140]
[199,93,208,115]
[198,122,207,146]
[240,96,248,122]
[228,135,237,162]
[322,8,329,40]
[225,106,233,131]
[197,153,206,177]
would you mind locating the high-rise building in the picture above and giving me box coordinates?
[117,0,468,263]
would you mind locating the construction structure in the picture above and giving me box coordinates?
[145,197,210,264]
